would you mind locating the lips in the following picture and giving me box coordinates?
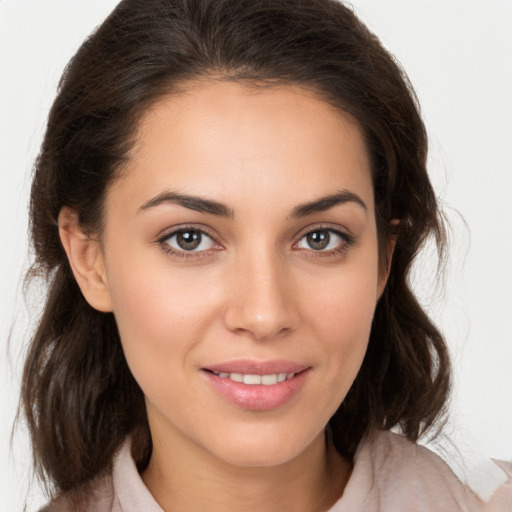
[209,371,297,385]
[201,359,310,411]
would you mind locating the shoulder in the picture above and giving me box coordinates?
[487,459,512,511]
[40,438,162,512]
[337,430,512,512]
[39,470,115,512]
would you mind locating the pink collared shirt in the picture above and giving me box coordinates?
[46,430,512,511]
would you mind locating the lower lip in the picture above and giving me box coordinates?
[203,370,310,411]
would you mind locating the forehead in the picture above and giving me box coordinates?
[113,80,374,216]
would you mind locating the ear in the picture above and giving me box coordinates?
[377,221,399,299]
[58,207,113,312]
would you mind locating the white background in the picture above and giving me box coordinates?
[1,0,511,510]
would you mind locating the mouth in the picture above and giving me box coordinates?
[201,360,310,411]
[204,370,299,386]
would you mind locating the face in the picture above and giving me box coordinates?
[97,81,386,468]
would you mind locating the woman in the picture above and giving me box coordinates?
[20,0,511,510]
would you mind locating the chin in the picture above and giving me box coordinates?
[216,447,302,469]
[206,423,323,469]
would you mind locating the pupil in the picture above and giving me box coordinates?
[307,231,330,250]
[177,230,201,250]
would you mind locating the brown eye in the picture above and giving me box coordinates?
[296,228,351,252]
[164,229,216,252]
[176,230,202,250]
[306,231,330,250]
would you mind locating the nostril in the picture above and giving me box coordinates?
[222,268,298,340]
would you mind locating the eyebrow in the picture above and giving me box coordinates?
[138,189,366,218]
[138,191,234,217]
[290,190,367,218]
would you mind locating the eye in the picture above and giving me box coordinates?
[162,228,217,252]
[296,229,350,252]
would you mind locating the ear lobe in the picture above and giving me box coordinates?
[377,239,396,298]
[377,222,399,299]
[58,207,113,312]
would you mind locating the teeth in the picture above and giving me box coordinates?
[261,374,278,385]
[243,374,261,385]
[212,371,297,385]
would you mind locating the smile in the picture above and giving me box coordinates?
[202,361,310,411]
[209,371,297,385]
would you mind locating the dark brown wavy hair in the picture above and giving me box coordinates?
[22,0,450,504]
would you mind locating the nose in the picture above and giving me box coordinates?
[222,250,298,341]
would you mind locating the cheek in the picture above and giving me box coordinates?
[303,258,379,378]
[105,264,225,424]
[105,255,222,371]
[308,264,379,338]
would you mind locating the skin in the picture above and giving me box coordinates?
[59,81,392,512]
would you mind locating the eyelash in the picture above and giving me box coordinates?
[155,224,355,261]
[293,225,355,258]
[156,224,222,260]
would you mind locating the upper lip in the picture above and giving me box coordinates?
[202,359,309,375]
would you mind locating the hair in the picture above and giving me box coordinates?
[22,0,450,503]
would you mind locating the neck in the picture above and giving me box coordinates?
[141,426,351,512]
